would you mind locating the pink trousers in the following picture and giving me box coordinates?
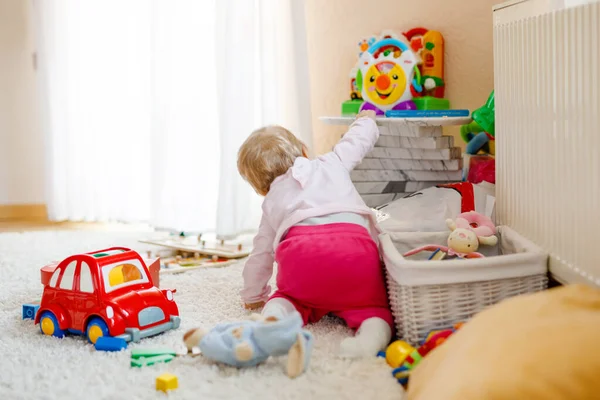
[269,223,394,331]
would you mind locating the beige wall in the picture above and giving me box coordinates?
[305,0,498,154]
[0,0,497,206]
[0,0,44,205]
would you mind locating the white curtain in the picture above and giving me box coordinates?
[33,0,312,237]
[215,0,312,238]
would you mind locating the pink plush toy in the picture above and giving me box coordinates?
[403,211,498,259]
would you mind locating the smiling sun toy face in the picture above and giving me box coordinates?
[364,62,406,106]
[357,40,418,111]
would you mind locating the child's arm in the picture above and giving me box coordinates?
[240,214,276,307]
[332,110,379,170]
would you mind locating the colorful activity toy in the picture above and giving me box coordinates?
[36,247,180,344]
[403,28,449,110]
[403,211,497,259]
[183,312,314,378]
[356,32,420,115]
[341,28,452,116]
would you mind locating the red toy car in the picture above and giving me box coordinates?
[35,247,180,344]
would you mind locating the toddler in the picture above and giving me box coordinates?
[237,110,393,358]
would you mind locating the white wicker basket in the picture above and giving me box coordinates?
[380,226,548,346]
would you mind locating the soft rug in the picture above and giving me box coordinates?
[0,230,404,400]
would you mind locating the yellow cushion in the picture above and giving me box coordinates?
[407,284,600,400]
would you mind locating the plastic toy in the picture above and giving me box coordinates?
[94,336,128,352]
[342,37,379,115]
[156,251,237,276]
[131,348,177,367]
[36,247,180,344]
[461,91,495,154]
[349,67,362,101]
[392,322,464,385]
[139,235,249,259]
[145,257,160,287]
[403,211,497,259]
[341,28,454,115]
[183,312,314,378]
[356,34,420,115]
[384,340,416,368]
[403,28,450,110]
[22,303,40,320]
[428,248,446,260]
[156,373,178,392]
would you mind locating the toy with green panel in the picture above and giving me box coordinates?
[341,28,451,116]
[343,31,422,116]
[358,31,422,115]
[403,27,450,110]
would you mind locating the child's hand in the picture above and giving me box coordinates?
[356,109,376,121]
[244,301,265,310]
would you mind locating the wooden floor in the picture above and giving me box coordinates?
[0,219,152,233]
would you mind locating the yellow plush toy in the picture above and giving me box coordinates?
[407,284,600,400]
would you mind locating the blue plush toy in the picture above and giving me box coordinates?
[183,312,313,378]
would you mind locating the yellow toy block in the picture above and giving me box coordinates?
[156,373,178,392]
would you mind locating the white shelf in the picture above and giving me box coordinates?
[319,116,471,127]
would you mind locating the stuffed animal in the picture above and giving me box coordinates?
[403,211,497,259]
[183,311,313,378]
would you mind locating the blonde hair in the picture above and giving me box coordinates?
[237,125,305,195]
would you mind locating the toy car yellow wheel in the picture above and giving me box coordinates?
[86,317,110,344]
[39,311,65,338]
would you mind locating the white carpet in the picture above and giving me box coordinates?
[0,230,405,400]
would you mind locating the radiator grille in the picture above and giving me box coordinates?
[494,0,600,286]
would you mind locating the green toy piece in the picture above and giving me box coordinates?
[341,99,363,116]
[414,97,449,110]
[130,348,178,368]
[131,348,177,358]
[473,90,495,135]
[131,354,176,368]
[461,90,495,143]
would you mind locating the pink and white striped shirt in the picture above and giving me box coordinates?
[240,116,381,304]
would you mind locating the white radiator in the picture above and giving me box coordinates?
[493,0,600,286]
